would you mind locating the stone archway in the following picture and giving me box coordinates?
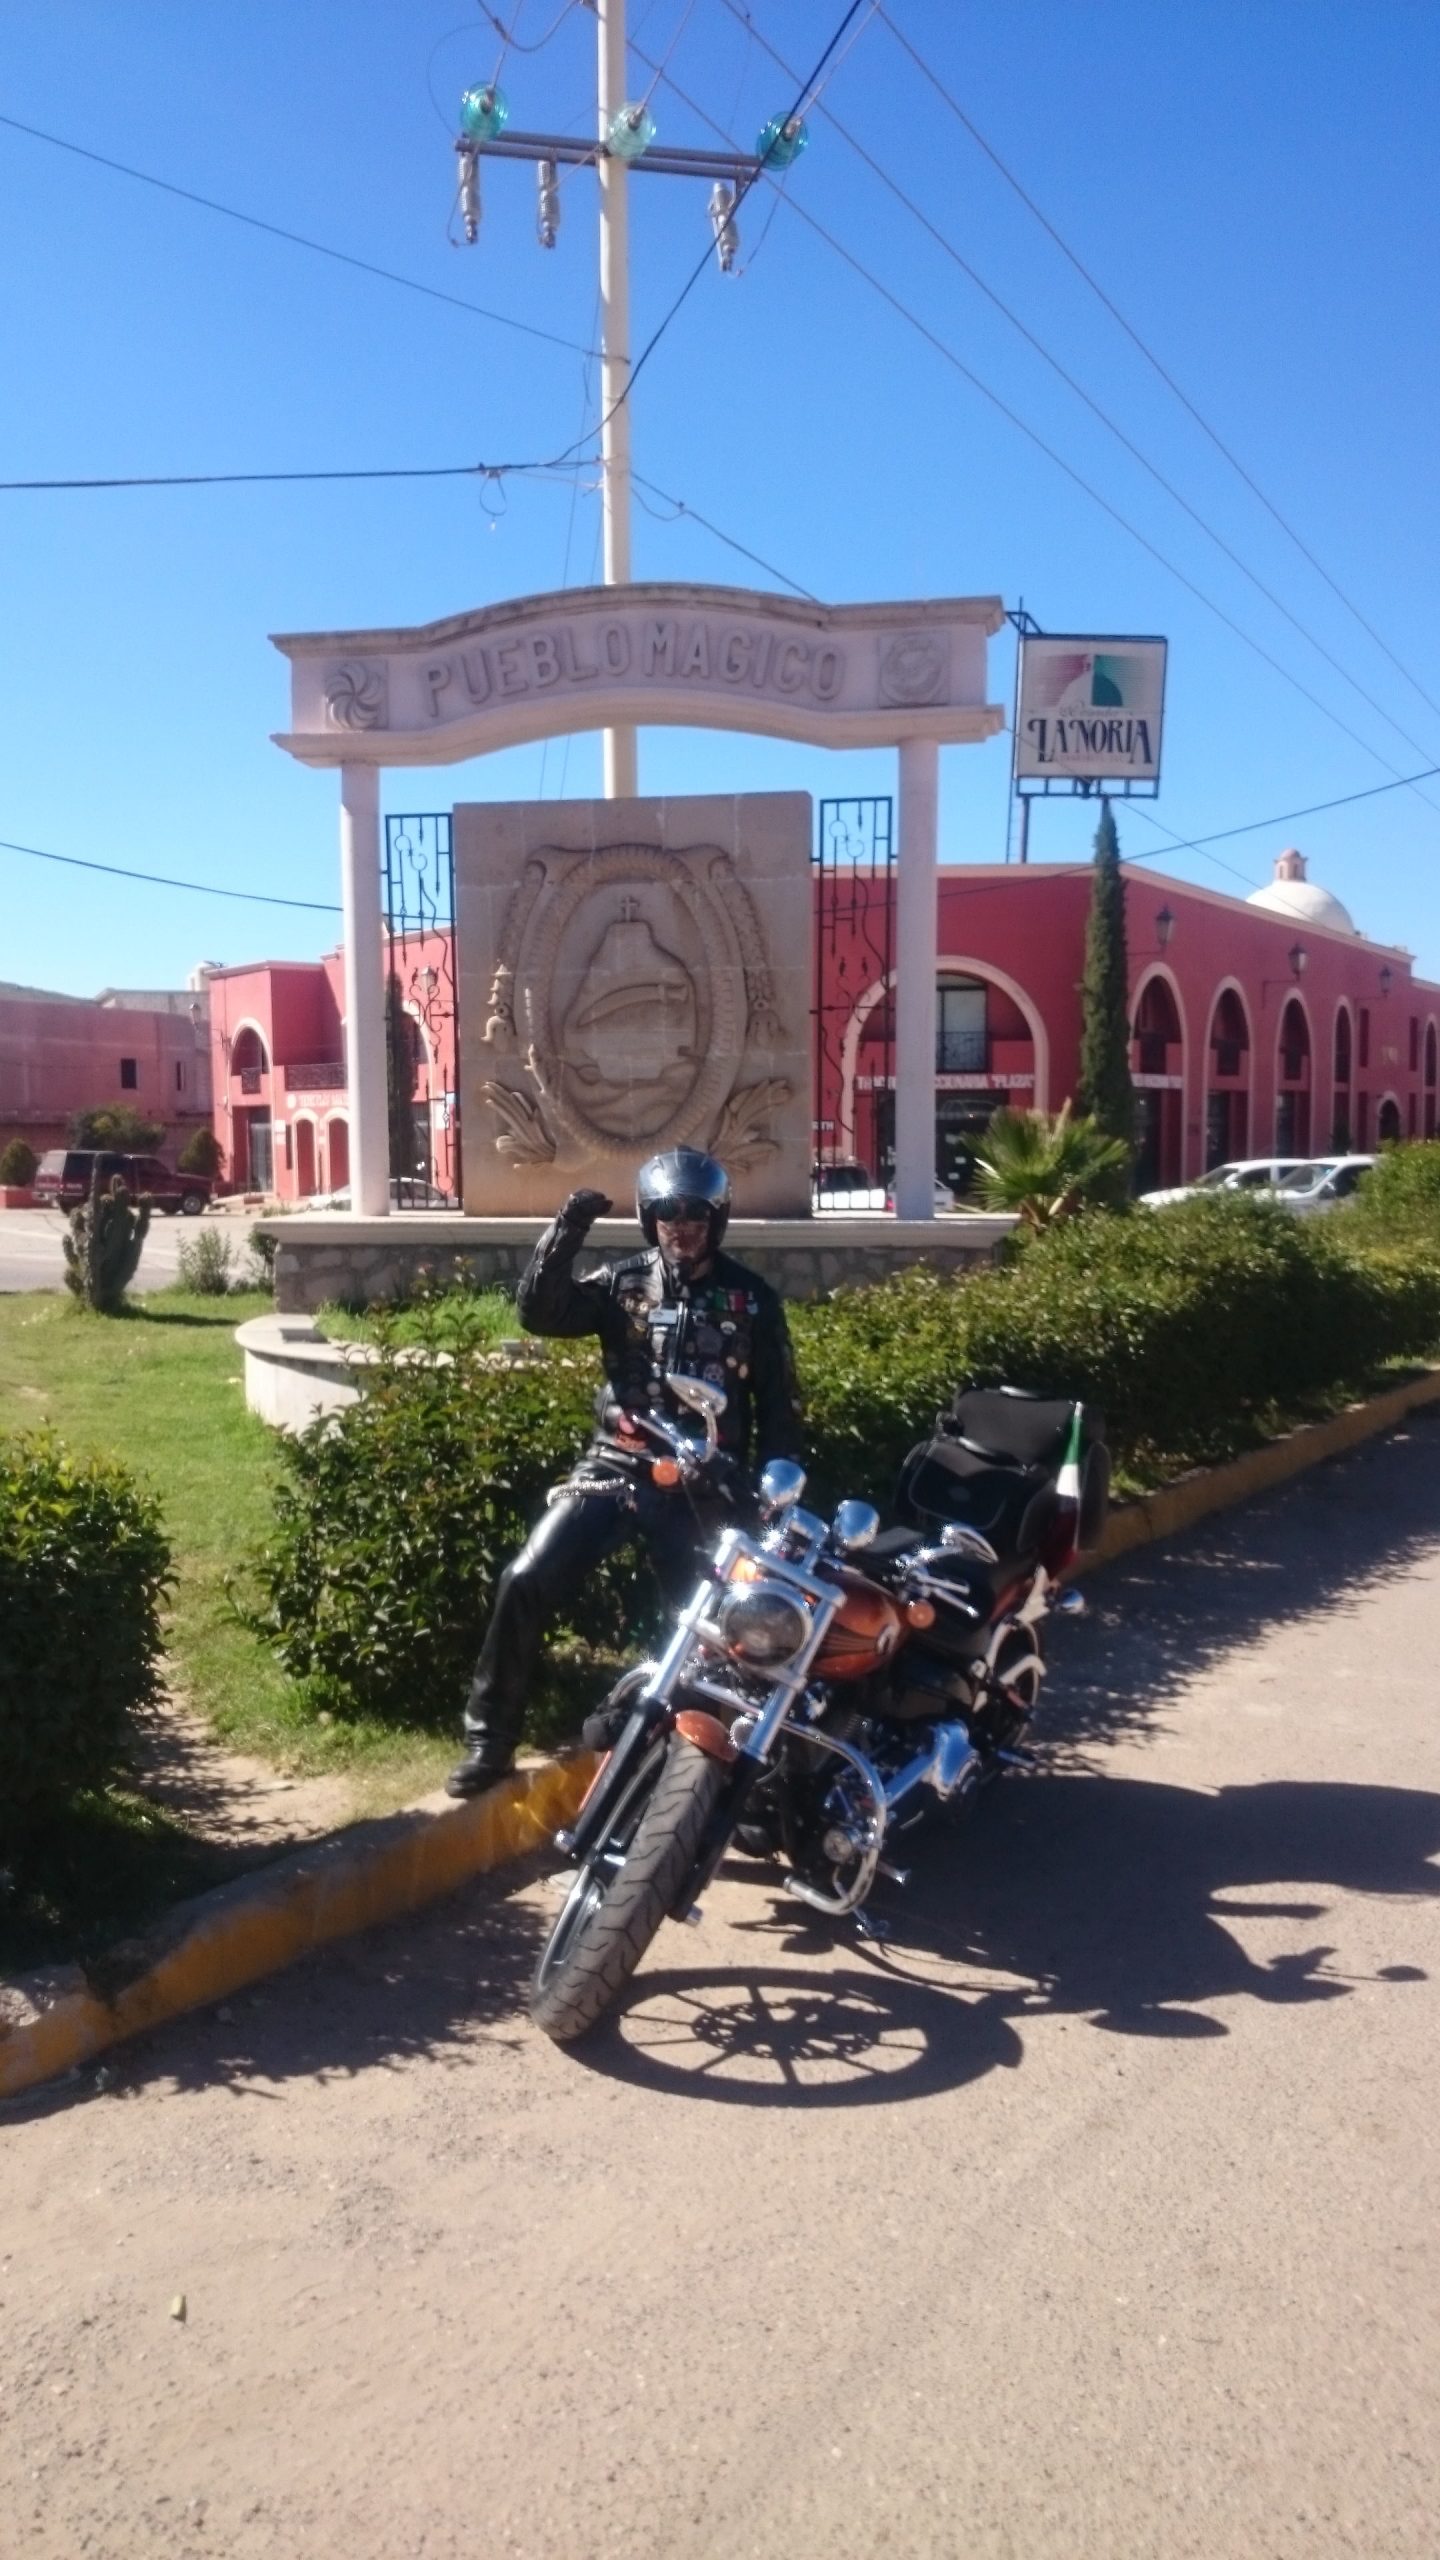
[1130,967,1186,1190]
[836,953,1049,1190]
[1205,983,1251,1166]
[1275,993,1314,1156]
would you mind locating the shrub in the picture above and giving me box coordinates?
[178,1126,225,1179]
[248,1336,619,1725]
[249,1196,1440,1728]
[0,1434,172,1849]
[0,1137,37,1186]
[176,1226,238,1295]
[1346,1140,1440,1244]
[67,1104,165,1152]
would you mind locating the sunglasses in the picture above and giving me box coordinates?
[652,1197,713,1225]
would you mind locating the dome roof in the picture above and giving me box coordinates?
[1246,847,1356,937]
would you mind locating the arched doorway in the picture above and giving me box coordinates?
[294,1118,317,1199]
[1275,996,1312,1154]
[1332,1004,1353,1151]
[229,1023,273,1191]
[327,1115,350,1193]
[1206,987,1250,1166]
[1378,1095,1402,1145]
[1425,1022,1437,1139]
[1130,971,1184,1190]
[839,958,1045,1200]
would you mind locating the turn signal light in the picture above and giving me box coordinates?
[905,1598,937,1629]
[651,1458,680,1487]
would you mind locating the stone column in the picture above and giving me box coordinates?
[894,737,940,1221]
[339,762,389,1217]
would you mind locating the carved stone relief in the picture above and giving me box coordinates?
[455,794,813,1217]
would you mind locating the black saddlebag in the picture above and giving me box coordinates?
[894,1386,1109,1563]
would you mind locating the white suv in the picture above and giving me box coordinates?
[1141,1158,1312,1208]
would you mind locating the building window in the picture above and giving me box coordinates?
[175,1061,185,1092]
[119,1057,138,1089]
[936,979,986,1074]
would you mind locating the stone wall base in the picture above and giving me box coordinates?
[262,1212,1014,1314]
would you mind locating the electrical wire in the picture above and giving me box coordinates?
[1124,763,1440,863]
[637,0,701,117]
[876,5,1440,735]
[0,835,341,913]
[0,462,559,493]
[0,110,595,356]
[629,474,817,597]
[715,0,1440,793]
[474,0,577,57]
[635,45,1440,821]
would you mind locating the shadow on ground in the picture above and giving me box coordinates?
[1047,1410,1440,1755]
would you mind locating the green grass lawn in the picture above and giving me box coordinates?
[0,1290,459,1806]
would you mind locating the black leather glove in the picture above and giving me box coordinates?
[558,1187,613,1231]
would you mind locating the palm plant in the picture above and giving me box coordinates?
[970,1101,1132,1232]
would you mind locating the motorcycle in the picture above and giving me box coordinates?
[528,1375,1109,2044]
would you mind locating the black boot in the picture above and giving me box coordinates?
[444,1744,515,1800]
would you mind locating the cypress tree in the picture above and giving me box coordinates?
[1076,800,1136,1174]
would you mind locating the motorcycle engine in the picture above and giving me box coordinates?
[886,1650,979,1724]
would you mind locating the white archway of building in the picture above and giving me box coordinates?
[292,1113,319,1199]
[1274,989,1316,1156]
[1377,1091,1403,1144]
[1130,962,1189,1187]
[835,954,1051,1165]
[1205,980,1254,1167]
[1332,997,1356,1151]
[271,583,1005,1219]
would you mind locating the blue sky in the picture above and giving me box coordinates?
[4,1,1439,993]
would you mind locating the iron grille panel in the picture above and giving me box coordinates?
[383,814,459,1206]
[813,798,895,1207]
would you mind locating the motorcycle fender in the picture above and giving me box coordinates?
[565,1704,667,1865]
[673,1709,739,1764]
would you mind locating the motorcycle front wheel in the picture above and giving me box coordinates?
[529,1734,729,2045]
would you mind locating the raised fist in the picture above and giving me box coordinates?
[559,1187,613,1230]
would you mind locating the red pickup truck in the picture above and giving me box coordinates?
[32,1149,213,1217]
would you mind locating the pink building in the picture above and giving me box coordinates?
[0,979,213,1161]
[207,937,455,1199]
[202,847,1439,1207]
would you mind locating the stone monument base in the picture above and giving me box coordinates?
[260,1213,1015,1315]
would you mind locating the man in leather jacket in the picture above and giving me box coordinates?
[446,1145,804,1797]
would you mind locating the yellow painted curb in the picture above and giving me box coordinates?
[0,1751,597,2105]
[1078,1364,1440,1573]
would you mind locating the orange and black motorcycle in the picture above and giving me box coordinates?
[528,1376,1109,2045]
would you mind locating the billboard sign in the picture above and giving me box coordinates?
[1014,634,1167,786]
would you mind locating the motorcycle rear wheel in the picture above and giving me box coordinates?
[529,1735,728,2045]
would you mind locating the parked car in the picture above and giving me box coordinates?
[812,1160,955,1214]
[1272,1155,1376,1214]
[311,1178,459,1212]
[31,1148,212,1216]
[1140,1157,1312,1209]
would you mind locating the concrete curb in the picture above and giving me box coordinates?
[4,1362,1437,2103]
[1076,1363,1440,1573]
[0,1753,596,2104]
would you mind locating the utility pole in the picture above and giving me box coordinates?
[452,12,778,799]
[596,0,636,797]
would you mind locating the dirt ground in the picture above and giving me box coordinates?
[3,1418,1439,2559]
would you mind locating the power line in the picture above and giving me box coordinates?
[1124,761,1440,868]
[635,44,1440,824]
[0,461,547,494]
[630,473,817,597]
[0,109,595,357]
[0,835,341,914]
[875,5,1440,736]
[716,0,1440,795]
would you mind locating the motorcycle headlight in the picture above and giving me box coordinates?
[715,1579,811,1668]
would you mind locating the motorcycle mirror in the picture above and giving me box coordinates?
[1056,1586,1087,1617]
[758,1458,806,1512]
[831,1498,880,1553]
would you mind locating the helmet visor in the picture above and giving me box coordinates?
[649,1194,715,1227]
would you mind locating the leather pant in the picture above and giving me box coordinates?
[462,1469,716,1765]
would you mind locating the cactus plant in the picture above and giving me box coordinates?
[63,1164,151,1312]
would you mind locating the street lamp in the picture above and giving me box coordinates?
[1379,963,1394,998]
[1155,904,1175,952]
[1289,943,1308,980]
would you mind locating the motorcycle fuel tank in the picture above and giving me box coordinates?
[813,1571,907,1683]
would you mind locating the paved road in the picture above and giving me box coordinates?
[6,1419,1440,2558]
[0,1206,241,1294]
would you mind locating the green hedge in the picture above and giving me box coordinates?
[250,1196,1440,1730]
[0,1434,172,1847]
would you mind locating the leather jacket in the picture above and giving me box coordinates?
[517,1213,805,1471]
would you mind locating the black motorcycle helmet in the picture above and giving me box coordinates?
[636,1147,731,1254]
